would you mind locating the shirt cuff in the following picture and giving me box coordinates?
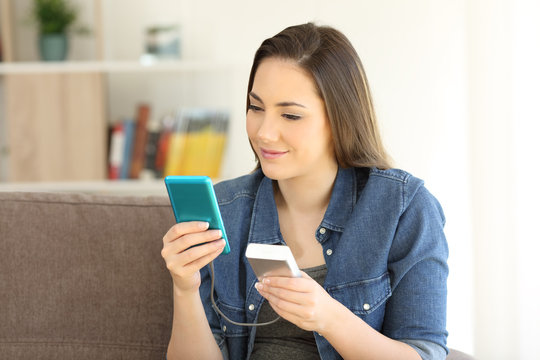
[400,339,447,360]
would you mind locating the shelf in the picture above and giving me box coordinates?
[0,0,247,183]
[0,179,168,196]
[0,59,238,75]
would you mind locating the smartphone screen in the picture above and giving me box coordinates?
[164,175,230,254]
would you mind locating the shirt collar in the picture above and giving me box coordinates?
[248,175,282,244]
[247,167,357,244]
[320,166,356,233]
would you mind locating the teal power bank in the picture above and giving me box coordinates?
[164,175,230,255]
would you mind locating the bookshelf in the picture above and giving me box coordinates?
[0,0,246,183]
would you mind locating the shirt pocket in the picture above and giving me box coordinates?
[214,300,250,337]
[327,272,392,329]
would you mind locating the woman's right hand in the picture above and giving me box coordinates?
[161,221,226,294]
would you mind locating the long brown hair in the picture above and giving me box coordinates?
[247,23,392,170]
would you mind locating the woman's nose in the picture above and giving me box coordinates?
[256,114,280,143]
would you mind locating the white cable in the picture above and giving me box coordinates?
[209,261,281,327]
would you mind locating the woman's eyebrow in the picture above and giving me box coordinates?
[249,91,306,108]
[249,92,264,104]
[276,101,306,108]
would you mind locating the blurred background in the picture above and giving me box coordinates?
[1,0,539,359]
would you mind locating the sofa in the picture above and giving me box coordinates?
[0,191,173,359]
[0,191,473,360]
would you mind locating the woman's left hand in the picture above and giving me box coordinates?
[255,271,338,333]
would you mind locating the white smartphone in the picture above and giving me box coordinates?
[245,243,301,278]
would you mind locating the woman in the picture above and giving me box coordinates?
[162,23,448,360]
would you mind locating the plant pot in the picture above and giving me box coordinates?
[39,33,68,61]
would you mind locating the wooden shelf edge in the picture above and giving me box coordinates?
[0,179,168,196]
[0,60,240,74]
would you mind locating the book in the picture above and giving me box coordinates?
[120,119,135,179]
[107,122,125,180]
[154,113,176,178]
[163,108,229,178]
[206,112,228,178]
[106,106,229,180]
[139,117,162,179]
[163,110,189,177]
[129,104,151,179]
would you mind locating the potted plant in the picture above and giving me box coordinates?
[31,0,86,61]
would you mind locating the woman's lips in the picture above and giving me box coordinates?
[260,148,288,159]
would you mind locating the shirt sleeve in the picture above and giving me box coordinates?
[401,339,448,360]
[383,184,449,352]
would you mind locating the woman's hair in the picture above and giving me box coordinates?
[247,23,392,170]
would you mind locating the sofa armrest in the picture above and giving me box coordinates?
[447,348,475,360]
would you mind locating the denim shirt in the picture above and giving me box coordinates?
[200,167,448,360]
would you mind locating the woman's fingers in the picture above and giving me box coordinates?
[258,272,311,292]
[162,221,209,244]
[162,228,223,257]
[178,238,225,266]
[256,280,307,305]
[161,221,226,294]
[167,239,225,276]
[255,272,335,331]
[181,241,225,273]
[161,221,225,276]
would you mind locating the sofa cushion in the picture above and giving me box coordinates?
[0,191,175,359]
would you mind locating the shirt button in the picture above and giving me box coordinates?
[363,303,371,311]
[222,325,227,332]
[248,304,255,311]
[326,249,333,256]
[319,227,326,235]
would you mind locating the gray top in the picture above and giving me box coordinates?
[250,264,327,360]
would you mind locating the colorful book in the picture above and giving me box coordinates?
[206,113,228,179]
[129,104,151,179]
[108,122,125,180]
[154,113,176,177]
[107,107,229,180]
[140,118,162,179]
[163,110,189,177]
[120,119,135,179]
[164,109,229,178]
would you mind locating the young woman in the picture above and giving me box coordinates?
[162,23,448,360]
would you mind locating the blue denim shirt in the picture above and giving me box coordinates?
[200,167,448,360]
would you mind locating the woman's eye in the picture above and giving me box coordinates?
[248,104,263,112]
[283,113,301,121]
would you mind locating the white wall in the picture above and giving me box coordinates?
[469,0,540,359]
[467,1,517,358]
[513,1,540,358]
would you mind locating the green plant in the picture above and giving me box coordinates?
[31,0,80,34]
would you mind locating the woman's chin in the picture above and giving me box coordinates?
[259,163,290,181]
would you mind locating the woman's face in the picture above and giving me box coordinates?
[246,58,336,182]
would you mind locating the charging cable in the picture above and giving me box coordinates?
[209,261,281,327]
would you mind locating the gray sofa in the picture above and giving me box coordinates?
[0,191,473,359]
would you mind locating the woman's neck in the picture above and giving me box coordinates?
[274,165,338,215]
